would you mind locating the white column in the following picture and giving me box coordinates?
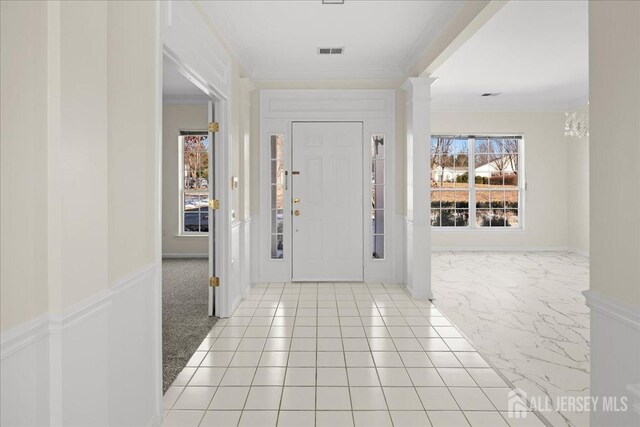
[403,77,436,299]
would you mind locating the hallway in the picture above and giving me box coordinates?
[162,282,545,427]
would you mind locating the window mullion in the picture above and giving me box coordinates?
[469,137,476,229]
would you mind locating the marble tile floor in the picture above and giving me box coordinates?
[162,282,546,427]
[432,251,590,427]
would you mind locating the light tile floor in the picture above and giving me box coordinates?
[162,282,546,427]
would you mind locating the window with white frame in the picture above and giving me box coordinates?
[371,135,385,258]
[270,134,284,259]
[180,131,209,234]
[431,135,523,228]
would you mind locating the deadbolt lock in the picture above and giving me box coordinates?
[293,198,300,204]
[294,209,300,216]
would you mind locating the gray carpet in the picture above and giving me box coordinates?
[162,258,217,392]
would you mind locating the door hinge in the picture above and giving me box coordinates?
[209,276,220,287]
[209,199,220,210]
[208,121,219,133]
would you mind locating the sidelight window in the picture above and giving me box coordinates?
[270,134,285,259]
[371,135,385,258]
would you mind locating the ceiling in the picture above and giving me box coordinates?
[163,57,210,103]
[199,0,463,80]
[431,0,588,112]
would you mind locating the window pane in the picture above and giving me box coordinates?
[270,135,283,159]
[200,212,209,232]
[491,210,509,227]
[455,191,469,209]
[476,190,490,209]
[271,234,283,259]
[431,137,454,187]
[504,172,518,189]
[431,190,441,209]
[372,185,384,209]
[475,138,489,153]
[489,173,504,186]
[490,138,504,154]
[440,209,455,226]
[430,209,441,226]
[372,235,384,259]
[455,209,469,227]
[372,135,385,159]
[372,209,385,234]
[476,209,491,227]
[505,191,519,210]
[440,190,455,210]
[372,160,385,184]
[197,152,209,190]
[490,191,505,209]
[271,160,278,183]
[506,209,519,227]
[271,209,283,234]
[474,154,489,188]
[184,193,207,232]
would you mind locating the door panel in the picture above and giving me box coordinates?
[291,122,363,281]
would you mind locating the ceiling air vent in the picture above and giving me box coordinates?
[481,93,501,97]
[318,47,344,55]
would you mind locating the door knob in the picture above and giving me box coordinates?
[294,210,300,216]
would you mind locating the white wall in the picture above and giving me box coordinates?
[568,134,589,255]
[0,0,49,333]
[589,1,640,310]
[1,2,161,425]
[431,111,570,250]
[587,3,640,426]
[162,103,209,257]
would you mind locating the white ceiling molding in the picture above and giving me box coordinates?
[401,1,465,76]
[192,0,254,77]
[251,65,405,81]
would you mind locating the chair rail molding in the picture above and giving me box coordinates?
[0,262,160,427]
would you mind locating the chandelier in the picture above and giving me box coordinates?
[565,103,589,139]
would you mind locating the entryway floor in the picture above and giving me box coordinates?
[162,282,545,427]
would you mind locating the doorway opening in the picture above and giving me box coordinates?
[161,54,220,391]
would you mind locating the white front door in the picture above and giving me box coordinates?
[291,122,363,281]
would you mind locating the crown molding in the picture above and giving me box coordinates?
[192,1,254,77]
[251,65,404,81]
[401,1,465,76]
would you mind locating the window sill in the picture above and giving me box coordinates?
[174,233,209,238]
[431,227,524,233]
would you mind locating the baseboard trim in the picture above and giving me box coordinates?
[162,253,207,259]
[432,246,571,252]
[569,248,590,257]
[584,289,640,330]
